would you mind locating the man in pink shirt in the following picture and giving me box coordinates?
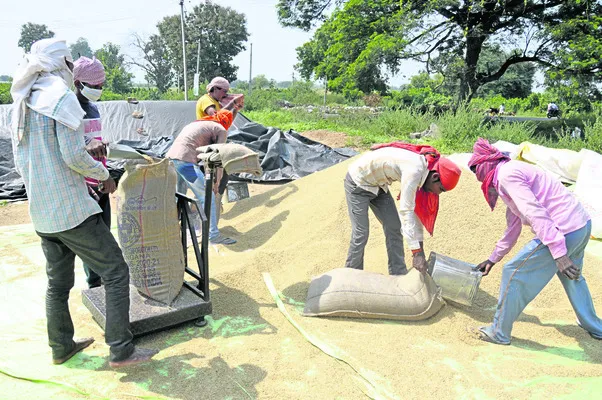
[468,138,602,345]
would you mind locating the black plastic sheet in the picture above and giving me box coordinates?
[227,113,357,182]
[0,138,26,201]
[0,106,357,200]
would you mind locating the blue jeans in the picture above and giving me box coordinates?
[482,221,602,344]
[171,159,220,240]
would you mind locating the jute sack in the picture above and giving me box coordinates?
[115,158,185,305]
[303,268,445,320]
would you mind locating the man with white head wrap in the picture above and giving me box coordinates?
[195,76,230,119]
[10,39,158,367]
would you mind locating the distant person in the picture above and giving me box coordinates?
[487,107,499,116]
[468,138,602,345]
[73,56,109,289]
[547,102,560,118]
[571,127,582,140]
[168,98,244,245]
[344,143,461,275]
[10,38,157,367]
[499,104,505,115]
[196,77,230,119]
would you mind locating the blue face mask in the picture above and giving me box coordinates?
[81,84,102,102]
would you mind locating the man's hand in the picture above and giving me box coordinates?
[233,95,244,110]
[476,260,496,277]
[86,139,107,159]
[99,177,117,194]
[223,94,244,111]
[555,255,580,280]
[412,251,429,274]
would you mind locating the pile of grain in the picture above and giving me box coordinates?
[2,154,601,399]
[197,157,602,399]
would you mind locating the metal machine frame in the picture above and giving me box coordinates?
[81,160,220,335]
[176,159,220,326]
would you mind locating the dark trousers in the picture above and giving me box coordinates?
[83,190,110,288]
[344,173,407,275]
[37,214,134,362]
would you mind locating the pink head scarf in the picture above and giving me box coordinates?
[73,56,105,85]
[206,77,230,93]
[468,138,510,210]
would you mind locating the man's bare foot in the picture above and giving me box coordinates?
[53,337,95,365]
[109,347,158,368]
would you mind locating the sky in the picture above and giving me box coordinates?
[0,0,421,87]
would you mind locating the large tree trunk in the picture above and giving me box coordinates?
[458,34,486,103]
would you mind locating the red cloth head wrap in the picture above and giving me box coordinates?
[370,142,460,235]
[435,157,461,191]
[467,138,510,210]
[200,109,234,130]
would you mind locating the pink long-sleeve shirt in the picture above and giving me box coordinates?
[489,160,590,263]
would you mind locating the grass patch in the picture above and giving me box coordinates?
[246,107,602,154]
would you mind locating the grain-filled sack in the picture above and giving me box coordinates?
[115,158,185,305]
[303,268,444,320]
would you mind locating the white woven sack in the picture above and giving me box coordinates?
[115,158,185,305]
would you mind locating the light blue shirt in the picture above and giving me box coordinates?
[13,108,109,233]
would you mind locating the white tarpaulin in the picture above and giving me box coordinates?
[574,149,602,239]
[516,142,584,184]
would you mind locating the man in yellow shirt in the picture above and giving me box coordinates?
[196,77,230,119]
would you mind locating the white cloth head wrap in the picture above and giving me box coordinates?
[11,38,85,143]
[206,77,230,93]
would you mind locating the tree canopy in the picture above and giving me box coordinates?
[18,23,55,52]
[130,34,174,93]
[69,37,93,60]
[157,1,249,87]
[94,43,133,94]
[279,0,602,100]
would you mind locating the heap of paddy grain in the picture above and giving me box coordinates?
[176,155,602,399]
[213,157,600,319]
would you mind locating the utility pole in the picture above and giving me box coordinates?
[194,38,201,96]
[248,43,253,97]
[196,38,201,75]
[179,0,188,100]
[323,76,327,106]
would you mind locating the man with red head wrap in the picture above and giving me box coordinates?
[167,98,243,245]
[468,138,602,345]
[345,142,461,275]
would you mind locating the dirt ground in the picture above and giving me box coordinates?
[301,129,362,150]
[2,132,602,400]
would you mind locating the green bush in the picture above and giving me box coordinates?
[0,83,12,104]
[584,115,602,153]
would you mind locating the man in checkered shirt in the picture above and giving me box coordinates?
[10,38,157,368]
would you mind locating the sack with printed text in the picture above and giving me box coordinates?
[115,158,185,304]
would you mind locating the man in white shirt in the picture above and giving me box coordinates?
[345,143,461,275]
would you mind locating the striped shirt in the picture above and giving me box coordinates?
[13,108,109,233]
[348,148,429,249]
